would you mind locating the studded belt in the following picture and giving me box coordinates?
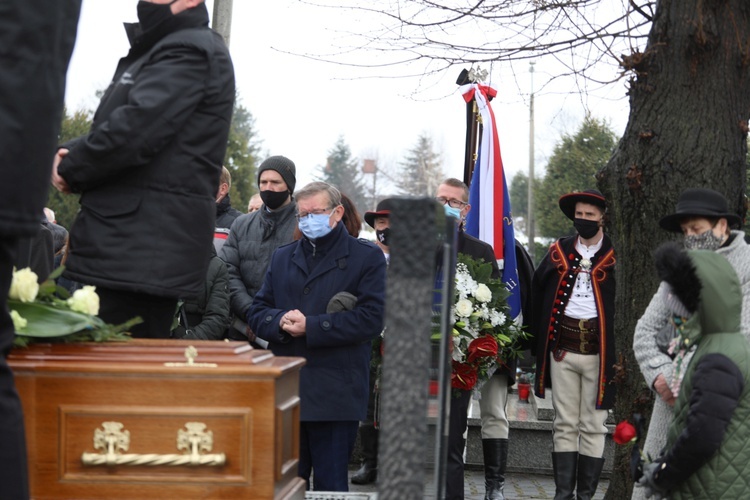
[557,315,599,355]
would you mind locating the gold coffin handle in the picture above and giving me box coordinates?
[81,421,226,467]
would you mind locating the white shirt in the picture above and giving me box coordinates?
[564,236,603,320]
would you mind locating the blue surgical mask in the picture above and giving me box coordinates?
[444,204,462,220]
[298,212,333,240]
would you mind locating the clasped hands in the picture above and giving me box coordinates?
[280,309,306,337]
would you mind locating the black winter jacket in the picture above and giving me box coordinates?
[172,246,230,340]
[0,0,80,238]
[57,4,234,299]
[215,194,243,230]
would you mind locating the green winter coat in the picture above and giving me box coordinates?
[660,250,750,498]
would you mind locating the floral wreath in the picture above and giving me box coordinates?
[444,253,529,393]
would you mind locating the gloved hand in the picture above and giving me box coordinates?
[637,461,669,499]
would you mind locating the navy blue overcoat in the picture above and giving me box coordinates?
[249,223,386,421]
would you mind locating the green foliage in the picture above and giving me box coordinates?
[224,98,262,210]
[535,115,616,239]
[398,133,444,197]
[510,171,529,221]
[47,106,93,229]
[316,136,368,215]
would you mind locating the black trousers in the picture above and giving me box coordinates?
[97,288,177,339]
[446,389,472,500]
[0,238,30,499]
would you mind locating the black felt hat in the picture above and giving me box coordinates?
[558,189,607,221]
[364,198,397,228]
[659,188,741,232]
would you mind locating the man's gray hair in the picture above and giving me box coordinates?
[440,178,469,202]
[295,181,342,208]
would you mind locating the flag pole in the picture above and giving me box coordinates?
[456,68,488,188]
[456,70,478,186]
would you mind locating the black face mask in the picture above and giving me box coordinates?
[574,218,600,239]
[376,228,391,247]
[137,0,178,33]
[260,190,289,210]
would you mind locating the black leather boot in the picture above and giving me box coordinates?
[552,451,578,500]
[482,438,508,500]
[351,424,378,485]
[576,455,605,500]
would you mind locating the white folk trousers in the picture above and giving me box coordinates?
[479,373,510,439]
[549,351,608,457]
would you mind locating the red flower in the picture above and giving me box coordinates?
[467,335,499,363]
[613,420,637,445]
[451,361,478,390]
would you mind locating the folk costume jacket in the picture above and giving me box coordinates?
[531,234,617,410]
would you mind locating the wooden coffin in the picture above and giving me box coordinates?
[8,339,306,500]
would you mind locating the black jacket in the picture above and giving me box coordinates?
[215,194,243,230]
[58,4,235,299]
[0,0,80,238]
[172,246,230,340]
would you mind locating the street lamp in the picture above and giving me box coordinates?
[527,62,536,260]
[362,159,377,211]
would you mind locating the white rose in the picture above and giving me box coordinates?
[67,286,100,316]
[474,284,492,303]
[9,267,39,303]
[455,299,474,317]
[10,310,27,331]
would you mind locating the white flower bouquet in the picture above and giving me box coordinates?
[8,267,140,347]
[444,253,529,392]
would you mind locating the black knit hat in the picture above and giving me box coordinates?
[659,188,741,232]
[257,155,297,194]
[558,189,607,221]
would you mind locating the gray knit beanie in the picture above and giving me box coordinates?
[257,155,297,194]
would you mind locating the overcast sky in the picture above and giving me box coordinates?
[64,0,631,193]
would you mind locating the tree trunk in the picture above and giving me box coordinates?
[599,1,750,498]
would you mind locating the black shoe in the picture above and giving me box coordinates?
[351,463,377,485]
[552,451,578,500]
[482,438,508,500]
[576,455,605,500]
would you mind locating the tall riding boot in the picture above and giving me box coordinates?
[576,455,605,500]
[482,438,508,500]
[552,451,578,500]
[351,424,378,485]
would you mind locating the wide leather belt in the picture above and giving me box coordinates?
[557,315,599,355]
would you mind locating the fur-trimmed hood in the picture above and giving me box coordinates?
[654,242,741,339]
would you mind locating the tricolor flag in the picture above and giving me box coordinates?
[460,83,522,320]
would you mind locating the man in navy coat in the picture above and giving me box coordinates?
[249,181,386,492]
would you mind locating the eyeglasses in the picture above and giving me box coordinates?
[435,197,468,209]
[295,207,334,221]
